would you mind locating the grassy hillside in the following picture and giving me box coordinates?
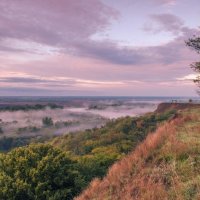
[76,108,200,200]
[50,111,175,183]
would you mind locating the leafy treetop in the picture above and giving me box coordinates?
[0,144,84,200]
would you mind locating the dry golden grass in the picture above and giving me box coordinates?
[75,110,200,200]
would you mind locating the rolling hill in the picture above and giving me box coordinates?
[76,108,200,200]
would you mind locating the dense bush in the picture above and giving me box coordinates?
[0,136,29,152]
[0,136,52,152]
[0,144,84,200]
[42,117,54,126]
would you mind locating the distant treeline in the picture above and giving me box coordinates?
[0,103,63,112]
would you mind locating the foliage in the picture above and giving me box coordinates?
[0,144,84,200]
[42,117,54,126]
[0,135,53,152]
[0,136,30,152]
[78,150,120,183]
[186,35,200,91]
[186,36,200,53]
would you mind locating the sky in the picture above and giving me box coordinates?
[0,0,200,96]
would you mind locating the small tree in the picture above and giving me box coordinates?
[42,117,53,126]
[186,35,200,92]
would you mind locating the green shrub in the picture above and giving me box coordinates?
[42,117,53,126]
[0,144,85,200]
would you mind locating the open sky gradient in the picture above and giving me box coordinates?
[0,0,200,96]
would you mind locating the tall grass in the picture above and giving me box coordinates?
[76,112,200,200]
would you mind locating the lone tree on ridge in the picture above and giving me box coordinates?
[186,35,200,93]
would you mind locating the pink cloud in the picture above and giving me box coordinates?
[0,0,199,96]
[0,0,118,47]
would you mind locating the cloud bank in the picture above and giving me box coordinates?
[0,0,199,96]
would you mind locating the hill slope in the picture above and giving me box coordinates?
[50,111,175,185]
[76,108,200,200]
